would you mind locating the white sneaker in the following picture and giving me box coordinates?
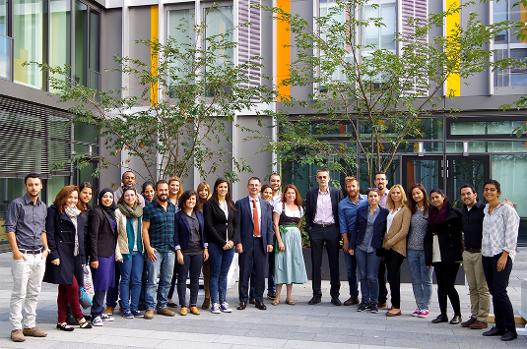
[211,303,221,314]
[220,302,232,313]
[101,313,114,322]
[91,316,103,327]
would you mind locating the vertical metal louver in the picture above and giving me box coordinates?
[0,95,72,177]
[238,0,262,89]
[401,0,429,96]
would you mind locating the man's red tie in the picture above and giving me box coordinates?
[252,199,260,237]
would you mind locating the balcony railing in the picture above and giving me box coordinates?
[0,34,12,81]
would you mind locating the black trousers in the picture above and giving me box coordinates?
[177,252,204,307]
[482,254,516,334]
[385,249,405,309]
[309,225,340,298]
[377,258,387,304]
[239,237,267,302]
[433,262,461,316]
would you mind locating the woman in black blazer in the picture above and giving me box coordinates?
[88,188,117,326]
[44,185,92,330]
[352,188,389,314]
[174,190,208,316]
[203,178,238,314]
[426,188,463,325]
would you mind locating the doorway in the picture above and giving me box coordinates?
[402,155,490,206]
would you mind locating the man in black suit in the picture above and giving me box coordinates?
[305,168,343,305]
[235,177,274,310]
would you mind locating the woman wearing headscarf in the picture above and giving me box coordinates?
[88,189,117,326]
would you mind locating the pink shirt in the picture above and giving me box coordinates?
[313,189,335,224]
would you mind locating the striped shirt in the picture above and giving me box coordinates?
[481,202,519,261]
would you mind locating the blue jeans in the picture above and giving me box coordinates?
[407,249,432,310]
[209,242,235,305]
[355,249,380,304]
[145,250,175,311]
[119,252,144,312]
[344,253,359,297]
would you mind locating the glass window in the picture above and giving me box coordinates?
[167,8,195,93]
[492,154,527,217]
[493,0,527,88]
[88,10,100,89]
[0,178,25,249]
[204,6,233,67]
[74,0,87,85]
[361,0,396,51]
[49,0,71,90]
[0,0,9,79]
[450,119,523,137]
[13,0,43,88]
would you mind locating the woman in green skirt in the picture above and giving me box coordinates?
[272,184,308,305]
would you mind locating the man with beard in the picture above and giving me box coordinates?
[6,173,49,342]
[459,184,490,330]
[142,180,177,319]
[375,172,389,308]
[339,176,367,306]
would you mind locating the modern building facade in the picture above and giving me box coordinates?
[0,0,526,250]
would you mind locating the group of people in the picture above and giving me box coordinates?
[5,168,520,343]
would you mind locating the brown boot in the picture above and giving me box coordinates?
[157,307,176,317]
[144,309,155,320]
[469,320,488,330]
[201,298,211,310]
[11,329,25,342]
[22,327,47,337]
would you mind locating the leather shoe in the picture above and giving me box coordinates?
[500,331,518,341]
[343,296,359,306]
[469,320,488,330]
[308,296,321,305]
[237,301,247,310]
[461,316,476,328]
[449,315,462,325]
[331,297,342,306]
[249,298,256,305]
[255,301,267,310]
[431,314,448,324]
[482,327,505,336]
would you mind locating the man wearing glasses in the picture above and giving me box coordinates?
[305,168,343,305]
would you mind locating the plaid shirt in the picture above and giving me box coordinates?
[482,202,519,261]
[143,200,176,253]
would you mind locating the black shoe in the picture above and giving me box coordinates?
[249,298,256,305]
[237,301,247,310]
[431,314,448,324]
[343,296,359,306]
[267,293,276,301]
[255,301,267,310]
[482,327,506,337]
[308,296,321,305]
[449,315,462,325]
[357,303,368,312]
[167,302,178,309]
[369,304,379,313]
[500,331,518,341]
[330,297,342,306]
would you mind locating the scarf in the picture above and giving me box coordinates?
[429,200,450,225]
[117,202,143,218]
[65,206,81,256]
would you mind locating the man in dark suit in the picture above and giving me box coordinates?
[235,177,274,310]
[305,168,343,305]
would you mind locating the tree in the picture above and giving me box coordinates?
[268,0,516,185]
[40,13,271,181]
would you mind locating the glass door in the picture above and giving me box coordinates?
[402,155,489,206]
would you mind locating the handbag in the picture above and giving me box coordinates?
[79,287,92,309]
[79,264,94,309]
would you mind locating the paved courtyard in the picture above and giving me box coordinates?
[0,250,525,349]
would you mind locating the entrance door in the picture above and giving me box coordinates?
[402,155,489,205]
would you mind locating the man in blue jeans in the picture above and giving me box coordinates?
[339,176,367,306]
[141,180,177,319]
